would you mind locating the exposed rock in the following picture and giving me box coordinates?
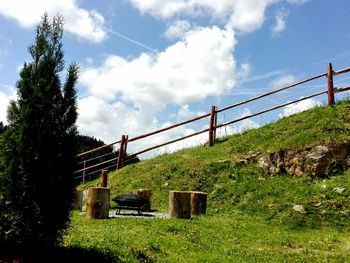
[334,187,345,194]
[293,204,305,213]
[255,141,350,177]
[236,153,259,166]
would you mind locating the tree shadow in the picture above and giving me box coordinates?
[0,246,120,263]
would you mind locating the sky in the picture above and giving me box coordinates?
[0,0,350,158]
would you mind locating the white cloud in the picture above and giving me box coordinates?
[0,0,106,43]
[271,8,289,34]
[78,26,239,157]
[287,0,310,5]
[80,25,236,112]
[279,98,321,118]
[0,89,16,125]
[271,74,297,89]
[164,20,191,40]
[128,0,277,33]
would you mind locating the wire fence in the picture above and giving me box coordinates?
[74,63,350,182]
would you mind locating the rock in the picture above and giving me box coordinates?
[257,157,270,172]
[256,141,350,177]
[293,204,305,213]
[334,187,345,194]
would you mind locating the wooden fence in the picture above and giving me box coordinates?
[74,63,350,182]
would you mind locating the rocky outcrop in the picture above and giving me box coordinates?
[243,141,350,177]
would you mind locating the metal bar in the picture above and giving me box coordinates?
[217,73,326,113]
[77,140,121,158]
[74,163,118,180]
[216,90,327,129]
[127,128,210,159]
[77,151,115,165]
[73,156,118,174]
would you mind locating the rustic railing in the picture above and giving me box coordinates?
[74,63,350,182]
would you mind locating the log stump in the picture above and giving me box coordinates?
[133,189,151,212]
[190,191,207,216]
[72,189,83,210]
[169,191,191,219]
[86,187,110,219]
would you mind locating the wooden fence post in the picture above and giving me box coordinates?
[101,170,108,187]
[213,106,218,141]
[327,63,335,106]
[117,135,127,169]
[209,106,217,146]
[123,135,128,164]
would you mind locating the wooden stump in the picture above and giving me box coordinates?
[169,191,191,219]
[133,189,151,212]
[190,191,207,216]
[86,187,110,219]
[72,189,83,210]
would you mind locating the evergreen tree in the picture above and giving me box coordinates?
[0,14,78,249]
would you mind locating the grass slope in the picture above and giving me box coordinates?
[67,100,350,262]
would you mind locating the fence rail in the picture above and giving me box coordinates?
[74,63,350,182]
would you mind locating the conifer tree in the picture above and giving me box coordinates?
[0,13,78,248]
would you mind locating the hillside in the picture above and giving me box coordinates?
[69,100,350,262]
[80,100,350,214]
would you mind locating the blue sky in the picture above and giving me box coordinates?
[0,0,350,156]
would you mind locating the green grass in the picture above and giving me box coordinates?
[66,100,350,262]
[65,212,350,262]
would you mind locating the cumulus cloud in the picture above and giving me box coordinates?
[164,20,191,40]
[279,98,321,118]
[128,0,277,33]
[79,25,236,113]
[271,8,289,34]
[0,0,106,43]
[0,89,16,125]
[78,26,239,156]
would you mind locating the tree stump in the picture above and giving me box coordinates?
[133,189,151,212]
[168,191,191,219]
[86,187,110,219]
[72,189,83,210]
[190,191,207,216]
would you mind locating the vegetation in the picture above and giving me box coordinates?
[0,13,78,250]
[65,100,350,262]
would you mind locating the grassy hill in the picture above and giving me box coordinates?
[67,100,350,262]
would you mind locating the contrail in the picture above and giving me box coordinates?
[103,27,159,54]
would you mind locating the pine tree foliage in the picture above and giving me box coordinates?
[0,14,78,248]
